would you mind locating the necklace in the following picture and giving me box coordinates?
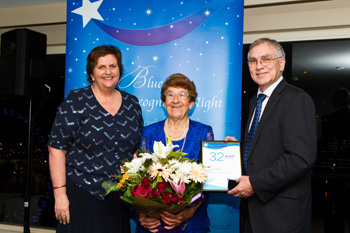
[164,118,189,152]
[178,135,187,152]
[164,118,189,138]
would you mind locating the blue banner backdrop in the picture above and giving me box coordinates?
[65,0,243,232]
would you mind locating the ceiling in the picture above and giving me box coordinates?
[1,0,349,95]
[0,0,65,8]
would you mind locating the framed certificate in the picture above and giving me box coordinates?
[201,141,241,191]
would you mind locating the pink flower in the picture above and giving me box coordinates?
[168,178,185,198]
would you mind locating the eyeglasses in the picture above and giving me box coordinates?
[164,91,189,100]
[247,57,282,67]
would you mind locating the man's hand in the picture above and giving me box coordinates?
[227,176,254,198]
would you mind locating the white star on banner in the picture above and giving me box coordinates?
[72,0,104,28]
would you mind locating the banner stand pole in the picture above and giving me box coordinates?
[24,98,33,233]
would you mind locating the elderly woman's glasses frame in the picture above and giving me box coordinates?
[247,56,282,67]
[164,91,189,100]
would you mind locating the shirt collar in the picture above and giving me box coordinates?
[258,76,283,98]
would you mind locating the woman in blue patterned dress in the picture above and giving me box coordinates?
[48,45,143,233]
[137,73,213,233]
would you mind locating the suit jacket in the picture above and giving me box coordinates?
[244,79,317,233]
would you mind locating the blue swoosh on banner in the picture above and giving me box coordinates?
[93,0,234,46]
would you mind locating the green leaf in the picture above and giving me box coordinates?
[151,179,158,189]
[165,185,175,194]
[122,158,131,164]
[125,189,133,197]
[101,184,119,197]
[144,158,153,168]
[137,148,146,153]
[166,136,173,145]
[156,174,164,183]
[120,195,134,204]
[102,181,118,190]
[149,195,162,202]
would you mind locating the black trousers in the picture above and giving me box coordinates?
[240,198,253,233]
[56,177,131,233]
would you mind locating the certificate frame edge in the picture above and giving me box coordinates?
[200,140,242,192]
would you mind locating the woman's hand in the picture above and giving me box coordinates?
[224,136,238,142]
[160,207,196,230]
[161,195,204,229]
[54,190,70,224]
[133,150,139,159]
[139,212,161,232]
[48,146,69,224]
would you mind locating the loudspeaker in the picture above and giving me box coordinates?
[0,28,47,97]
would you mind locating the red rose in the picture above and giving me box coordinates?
[156,181,167,189]
[164,191,172,198]
[151,190,160,197]
[158,188,166,195]
[170,195,178,203]
[133,184,152,199]
[141,178,151,187]
[131,184,139,196]
[161,195,171,205]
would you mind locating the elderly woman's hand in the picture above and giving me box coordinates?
[133,150,138,159]
[139,212,161,232]
[224,136,238,142]
[160,195,204,230]
[160,207,196,230]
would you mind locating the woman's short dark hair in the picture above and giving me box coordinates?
[161,73,198,103]
[86,45,124,83]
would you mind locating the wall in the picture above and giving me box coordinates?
[0,0,349,54]
[0,3,66,54]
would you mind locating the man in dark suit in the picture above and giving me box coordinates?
[225,38,317,233]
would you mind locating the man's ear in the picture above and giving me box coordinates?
[279,57,286,72]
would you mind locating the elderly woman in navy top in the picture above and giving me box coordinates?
[137,73,213,233]
[48,45,143,233]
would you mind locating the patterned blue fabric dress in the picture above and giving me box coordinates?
[48,86,143,233]
[136,119,214,233]
[48,86,143,200]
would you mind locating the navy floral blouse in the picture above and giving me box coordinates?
[48,86,143,200]
[138,119,213,232]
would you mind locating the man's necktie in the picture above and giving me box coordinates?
[243,94,266,175]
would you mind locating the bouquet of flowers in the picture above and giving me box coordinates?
[102,137,207,232]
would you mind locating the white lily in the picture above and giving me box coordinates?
[153,140,178,159]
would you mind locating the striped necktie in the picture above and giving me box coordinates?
[243,94,266,174]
